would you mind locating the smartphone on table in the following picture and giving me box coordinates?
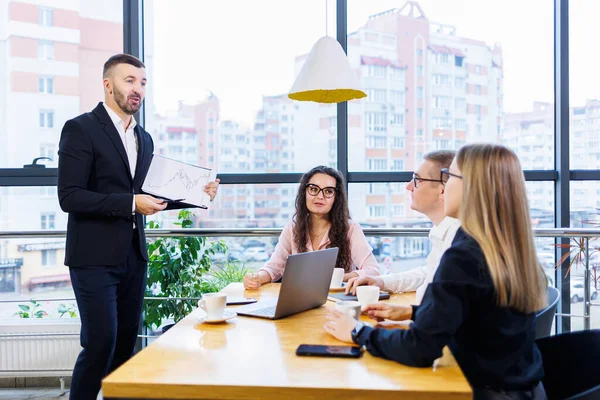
[296,344,363,358]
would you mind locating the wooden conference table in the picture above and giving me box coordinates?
[103,282,471,400]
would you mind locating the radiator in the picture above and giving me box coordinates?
[0,319,81,377]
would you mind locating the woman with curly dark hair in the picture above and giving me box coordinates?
[243,165,380,289]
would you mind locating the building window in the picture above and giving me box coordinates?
[392,137,405,148]
[434,96,451,109]
[367,89,387,103]
[434,139,451,150]
[391,114,404,126]
[368,159,387,171]
[368,65,386,78]
[39,76,54,94]
[455,119,467,130]
[433,118,452,129]
[417,108,423,120]
[475,65,481,74]
[455,56,464,67]
[368,184,387,194]
[367,136,386,149]
[433,74,450,86]
[416,49,423,56]
[40,144,55,164]
[39,7,53,26]
[455,77,465,89]
[475,85,482,95]
[390,90,404,106]
[42,250,57,267]
[39,110,54,128]
[417,87,423,99]
[455,98,466,112]
[435,53,450,64]
[416,129,423,137]
[392,159,405,171]
[38,40,54,60]
[476,105,482,115]
[366,112,387,132]
[417,65,423,76]
[41,213,55,230]
[392,205,404,215]
[369,206,386,218]
[390,67,404,80]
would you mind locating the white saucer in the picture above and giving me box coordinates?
[198,309,237,324]
[329,282,346,292]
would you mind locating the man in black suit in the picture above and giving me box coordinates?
[58,54,219,400]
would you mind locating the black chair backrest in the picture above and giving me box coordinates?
[535,286,560,339]
[536,329,600,399]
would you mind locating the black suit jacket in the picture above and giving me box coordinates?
[58,102,154,267]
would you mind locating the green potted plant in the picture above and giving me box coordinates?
[200,261,253,294]
[144,210,228,332]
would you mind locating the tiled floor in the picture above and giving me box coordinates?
[0,388,102,399]
[0,388,69,399]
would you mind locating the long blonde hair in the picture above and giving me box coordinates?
[457,144,547,313]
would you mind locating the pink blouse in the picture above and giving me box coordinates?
[258,220,381,282]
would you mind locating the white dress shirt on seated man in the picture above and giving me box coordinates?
[381,216,461,304]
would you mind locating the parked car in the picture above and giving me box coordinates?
[570,280,599,303]
[242,239,267,249]
[243,247,269,262]
[228,250,244,262]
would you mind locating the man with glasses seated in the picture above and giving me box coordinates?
[345,150,460,316]
[243,165,380,289]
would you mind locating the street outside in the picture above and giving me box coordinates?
[1,256,598,334]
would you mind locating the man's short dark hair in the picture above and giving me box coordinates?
[423,150,456,170]
[103,54,145,78]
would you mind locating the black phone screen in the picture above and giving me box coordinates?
[296,344,363,358]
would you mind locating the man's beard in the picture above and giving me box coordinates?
[114,87,142,115]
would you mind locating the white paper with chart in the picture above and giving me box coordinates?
[142,154,216,209]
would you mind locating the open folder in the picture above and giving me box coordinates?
[141,154,216,209]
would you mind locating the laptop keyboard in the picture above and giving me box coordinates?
[249,306,277,317]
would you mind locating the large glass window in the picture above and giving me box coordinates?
[570,1,600,170]
[1,1,123,169]
[144,0,336,179]
[147,183,300,229]
[348,0,554,172]
[0,1,123,310]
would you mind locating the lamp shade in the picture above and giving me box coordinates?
[288,36,366,103]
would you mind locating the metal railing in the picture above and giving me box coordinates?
[1,227,600,332]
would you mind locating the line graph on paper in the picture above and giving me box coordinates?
[142,155,216,208]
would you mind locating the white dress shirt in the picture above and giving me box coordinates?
[381,216,461,304]
[103,103,138,216]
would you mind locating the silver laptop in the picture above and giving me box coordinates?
[235,247,339,320]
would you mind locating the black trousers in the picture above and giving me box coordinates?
[69,230,147,400]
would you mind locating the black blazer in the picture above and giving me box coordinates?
[58,102,154,267]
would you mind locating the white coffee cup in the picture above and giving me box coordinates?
[335,300,362,319]
[330,268,345,288]
[198,293,227,320]
[356,286,380,307]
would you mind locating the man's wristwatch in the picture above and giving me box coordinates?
[351,321,367,345]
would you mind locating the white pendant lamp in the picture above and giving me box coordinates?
[288,1,366,103]
[288,36,366,103]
